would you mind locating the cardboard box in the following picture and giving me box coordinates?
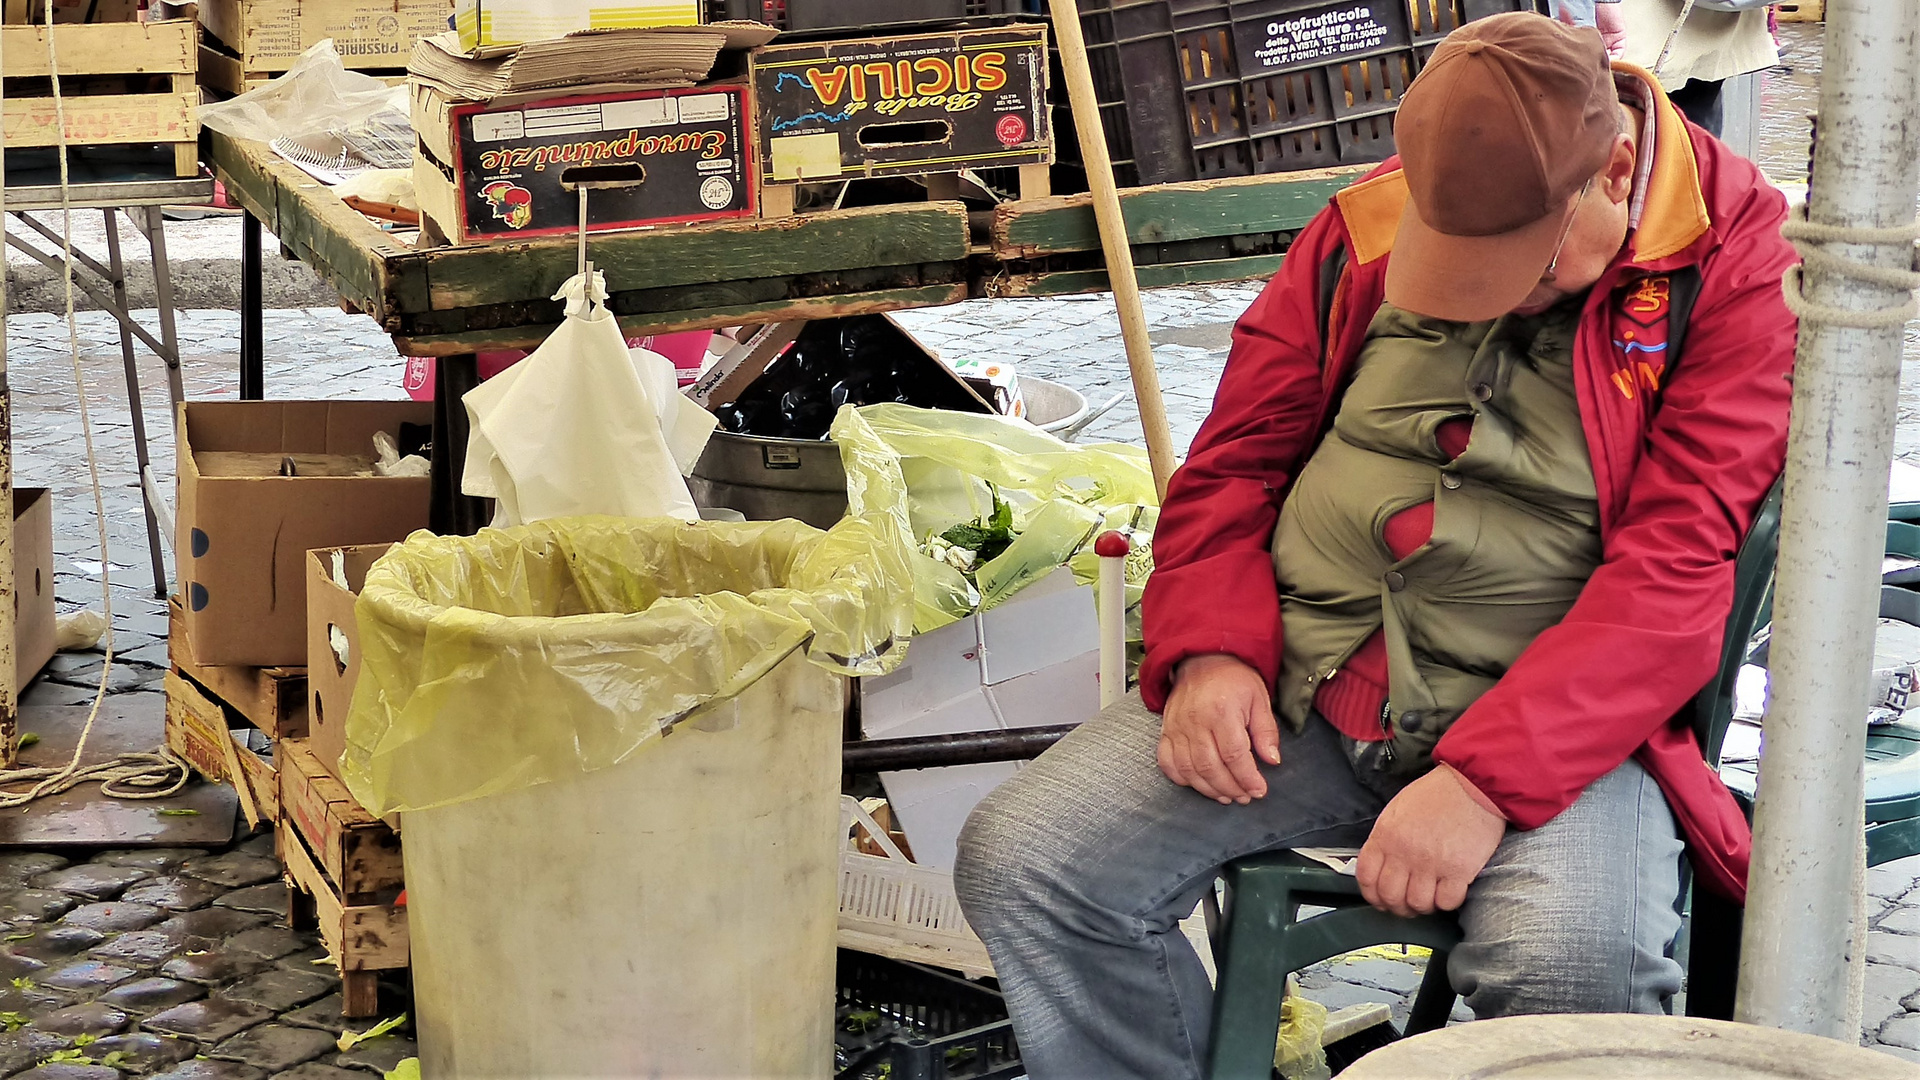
[13,489,53,687]
[454,0,699,55]
[752,25,1051,185]
[175,400,431,668]
[860,569,1100,870]
[413,81,756,245]
[943,354,1022,419]
[306,543,389,779]
[199,0,448,73]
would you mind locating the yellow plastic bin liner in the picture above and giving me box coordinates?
[339,513,911,816]
[830,402,1160,634]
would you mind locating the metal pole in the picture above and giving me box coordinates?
[1737,0,1920,1037]
[239,212,263,400]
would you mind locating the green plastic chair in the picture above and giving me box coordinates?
[1203,480,1785,1079]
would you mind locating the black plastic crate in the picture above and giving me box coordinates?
[836,951,1022,1080]
[1053,0,1543,186]
[708,0,1024,31]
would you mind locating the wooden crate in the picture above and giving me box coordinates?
[197,42,404,96]
[761,165,1051,220]
[168,596,307,739]
[164,669,279,829]
[198,0,444,92]
[280,821,407,1017]
[278,738,402,900]
[1,20,200,178]
[1776,0,1822,20]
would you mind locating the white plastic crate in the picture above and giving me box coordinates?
[838,796,995,979]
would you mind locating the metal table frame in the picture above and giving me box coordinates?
[4,176,215,596]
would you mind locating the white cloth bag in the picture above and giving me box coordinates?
[461,270,717,527]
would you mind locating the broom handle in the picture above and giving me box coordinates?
[1049,0,1179,501]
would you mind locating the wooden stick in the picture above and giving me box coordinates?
[1049,0,1179,501]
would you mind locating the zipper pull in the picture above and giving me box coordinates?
[1380,701,1396,764]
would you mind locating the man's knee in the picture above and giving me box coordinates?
[1450,923,1648,1016]
[952,775,1053,928]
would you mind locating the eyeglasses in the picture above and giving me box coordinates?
[1541,178,1594,283]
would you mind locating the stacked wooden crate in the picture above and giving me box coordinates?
[165,597,407,1019]
[196,0,450,95]
[1,18,201,177]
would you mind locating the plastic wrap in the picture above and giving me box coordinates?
[1275,990,1331,1080]
[339,514,912,816]
[197,40,405,143]
[830,403,1158,633]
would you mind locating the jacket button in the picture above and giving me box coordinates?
[1471,382,1494,402]
[1385,571,1406,592]
[1401,711,1424,732]
[1441,473,1463,490]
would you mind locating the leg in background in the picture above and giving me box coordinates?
[1667,79,1727,138]
[239,212,264,400]
[430,354,489,536]
[952,696,1384,1080]
[1449,758,1687,1017]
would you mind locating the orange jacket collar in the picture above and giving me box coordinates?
[1334,63,1711,269]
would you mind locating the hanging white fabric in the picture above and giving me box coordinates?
[461,269,718,527]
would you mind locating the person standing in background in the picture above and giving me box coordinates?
[1548,0,1628,54]
[1617,0,1777,136]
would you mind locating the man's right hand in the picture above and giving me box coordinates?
[1157,654,1282,805]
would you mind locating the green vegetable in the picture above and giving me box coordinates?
[0,1011,29,1031]
[935,490,1017,566]
[11,978,33,991]
[385,1059,422,1080]
[100,1051,132,1068]
[72,1034,96,1048]
[157,808,201,817]
[44,1049,94,1065]
[339,1012,407,1052]
[14,734,37,750]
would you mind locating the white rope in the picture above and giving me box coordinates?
[0,10,190,808]
[1780,203,1920,329]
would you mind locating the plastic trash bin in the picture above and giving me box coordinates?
[339,515,910,1079]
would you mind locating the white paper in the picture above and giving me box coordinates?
[1291,847,1362,876]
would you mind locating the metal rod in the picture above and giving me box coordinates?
[577,186,589,281]
[841,725,1078,773]
[103,209,166,597]
[2,232,174,359]
[1048,0,1178,500]
[146,205,184,405]
[239,211,264,400]
[1737,0,1920,1037]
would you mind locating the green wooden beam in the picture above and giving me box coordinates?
[391,283,968,356]
[420,202,972,312]
[996,253,1285,297]
[993,168,1365,258]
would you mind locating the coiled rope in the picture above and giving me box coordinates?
[0,7,192,808]
[1781,203,1920,328]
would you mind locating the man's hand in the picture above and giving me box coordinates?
[1593,1,1627,57]
[1158,654,1281,805]
[1356,765,1506,916]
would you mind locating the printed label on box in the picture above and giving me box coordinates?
[453,86,755,242]
[753,26,1052,183]
[1233,0,1401,73]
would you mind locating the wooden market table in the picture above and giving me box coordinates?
[206,127,1363,531]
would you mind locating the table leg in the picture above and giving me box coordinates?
[430,354,488,536]
[143,205,185,405]
[240,211,263,400]
[104,209,168,597]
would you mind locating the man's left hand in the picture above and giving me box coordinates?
[1356,765,1507,917]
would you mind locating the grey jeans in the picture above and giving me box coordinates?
[952,695,1685,1080]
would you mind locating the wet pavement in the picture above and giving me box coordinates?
[5,16,1920,1074]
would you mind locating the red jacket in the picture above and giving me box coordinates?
[1139,67,1797,902]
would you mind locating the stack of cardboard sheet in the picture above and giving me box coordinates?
[408,27,736,103]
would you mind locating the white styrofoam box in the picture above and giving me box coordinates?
[860,615,984,736]
[864,571,1102,870]
[977,568,1100,685]
[881,763,1021,872]
[988,650,1101,732]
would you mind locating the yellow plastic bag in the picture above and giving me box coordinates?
[1276,989,1331,1080]
[339,514,912,816]
[830,403,1158,633]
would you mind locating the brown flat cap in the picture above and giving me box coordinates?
[1385,12,1621,322]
